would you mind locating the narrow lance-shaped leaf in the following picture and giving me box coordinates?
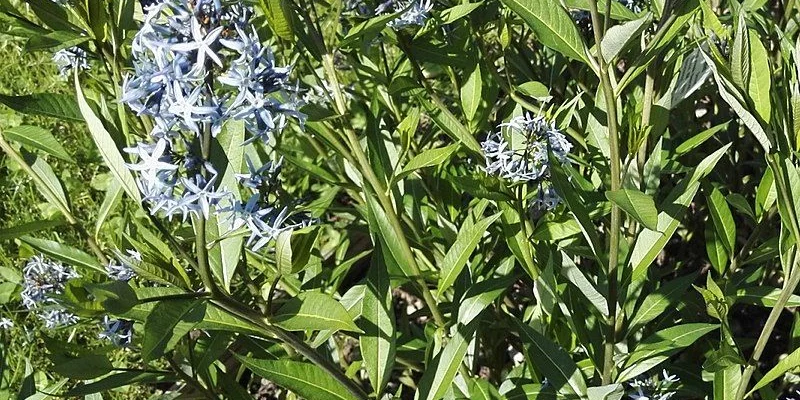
[437,213,502,296]
[747,30,771,122]
[500,0,591,65]
[416,321,480,400]
[513,318,588,396]
[141,299,207,362]
[628,273,697,334]
[273,292,362,333]
[75,75,142,204]
[237,357,359,400]
[359,251,396,396]
[606,189,659,231]
[461,63,482,122]
[600,13,651,61]
[3,125,72,161]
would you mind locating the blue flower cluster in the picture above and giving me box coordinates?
[122,0,311,250]
[20,255,79,329]
[52,47,89,77]
[376,0,433,29]
[481,113,572,213]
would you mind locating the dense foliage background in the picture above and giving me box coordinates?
[1,0,799,399]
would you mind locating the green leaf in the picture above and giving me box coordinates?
[50,353,112,380]
[600,13,651,61]
[513,318,587,396]
[500,0,590,64]
[340,12,399,48]
[95,181,123,237]
[260,0,293,40]
[238,357,359,400]
[503,383,557,399]
[208,119,245,291]
[359,254,396,396]
[458,274,517,326]
[439,2,483,23]
[24,151,71,213]
[27,0,74,30]
[605,189,659,231]
[707,187,736,253]
[141,299,207,362]
[562,0,638,20]
[437,213,502,296]
[0,93,83,121]
[749,345,800,395]
[516,81,551,99]
[0,219,65,241]
[19,236,103,274]
[275,229,293,276]
[273,292,361,333]
[397,144,458,180]
[550,163,605,266]
[701,50,772,152]
[561,253,608,316]
[736,286,800,308]
[629,273,697,333]
[3,125,72,161]
[364,193,415,278]
[461,63,482,122]
[25,30,89,52]
[75,77,142,204]
[64,372,174,396]
[747,30,771,122]
[618,323,718,382]
[418,95,482,155]
[675,122,728,156]
[730,11,750,90]
[630,144,731,279]
[417,321,480,400]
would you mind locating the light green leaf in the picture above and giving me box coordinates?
[398,144,458,180]
[701,50,772,152]
[630,144,731,279]
[417,321,479,400]
[208,119,245,291]
[749,345,800,394]
[237,357,359,400]
[707,187,736,253]
[359,254,396,396]
[516,81,551,99]
[551,164,605,266]
[3,125,72,161]
[75,76,142,204]
[502,383,557,399]
[600,13,651,61]
[141,299,207,362]
[439,2,483,23]
[605,189,659,231]
[736,286,800,308]
[500,0,590,64]
[418,95,482,155]
[619,323,718,382]
[730,11,750,89]
[747,29,771,122]
[275,230,293,276]
[273,292,361,333]
[25,151,71,213]
[437,213,502,296]
[629,273,697,333]
[675,122,728,156]
[513,318,587,396]
[19,236,103,274]
[260,0,293,40]
[458,274,517,326]
[561,253,608,316]
[95,181,122,237]
[64,372,174,396]
[461,63,482,122]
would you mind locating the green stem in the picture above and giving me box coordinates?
[735,252,800,400]
[588,0,622,385]
[212,298,370,399]
[322,52,446,327]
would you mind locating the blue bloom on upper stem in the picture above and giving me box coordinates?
[481,113,572,183]
[99,316,134,347]
[20,255,80,329]
[52,47,89,77]
[379,0,433,29]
